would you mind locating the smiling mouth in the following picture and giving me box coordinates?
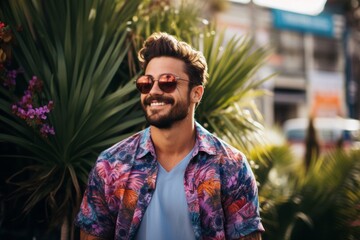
[144,96,174,107]
[150,102,166,107]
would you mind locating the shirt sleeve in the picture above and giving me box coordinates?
[74,161,115,238]
[223,153,265,238]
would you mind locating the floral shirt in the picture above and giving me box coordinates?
[75,122,264,239]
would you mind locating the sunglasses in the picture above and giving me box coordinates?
[135,73,190,94]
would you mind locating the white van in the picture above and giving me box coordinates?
[283,117,360,156]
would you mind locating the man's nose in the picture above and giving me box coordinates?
[148,80,163,95]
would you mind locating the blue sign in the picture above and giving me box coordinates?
[272,9,334,37]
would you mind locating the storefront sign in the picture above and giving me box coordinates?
[308,71,345,117]
[272,9,334,37]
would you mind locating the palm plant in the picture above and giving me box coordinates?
[126,0,207,75]
[254,144,360,240]
[290,149,360,240]
[195,32,273,155]
[0,0,145,238]
[248,143,302,238]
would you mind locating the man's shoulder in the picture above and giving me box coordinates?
[98,129,147,161]
[89,129,150,186]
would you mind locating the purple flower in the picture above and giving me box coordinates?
[1,69,18,88]
[28,76,43,92]
[27,108,35,119]
[40,124,55,137]
[11,76,55,137]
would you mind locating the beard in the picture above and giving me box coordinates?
[141,94,190,129]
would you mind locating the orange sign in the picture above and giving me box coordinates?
[311,92,342,117]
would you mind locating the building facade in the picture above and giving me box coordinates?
[216,1,348,127]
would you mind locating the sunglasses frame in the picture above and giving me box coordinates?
[135,73,190,94]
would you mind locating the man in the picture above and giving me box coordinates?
[75,32,264,239]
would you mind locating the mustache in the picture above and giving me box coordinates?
[143,95,174,105]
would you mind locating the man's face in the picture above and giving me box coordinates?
[140,57,192,129]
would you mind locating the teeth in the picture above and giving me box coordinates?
[150,102,165,106]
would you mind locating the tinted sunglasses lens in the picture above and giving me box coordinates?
[136,76,153,94]
[158,74,177,93]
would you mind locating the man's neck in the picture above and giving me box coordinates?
[150,117,196,171]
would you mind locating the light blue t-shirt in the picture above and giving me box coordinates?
[135,148,196,240]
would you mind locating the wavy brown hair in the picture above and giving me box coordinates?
[138,32,208,88]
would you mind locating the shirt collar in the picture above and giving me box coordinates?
[193,122,217,156]
[136,127,155,159]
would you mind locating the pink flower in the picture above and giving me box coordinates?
[11,76,55,137]
[40,124,55,137]
[27,108,35,119]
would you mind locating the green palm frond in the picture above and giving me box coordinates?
[195,30,273,154]
[297,150,360,239]
[130,0,205,48]
[332,150,360,238]
[259,146,360,240]
[0,0,145,233]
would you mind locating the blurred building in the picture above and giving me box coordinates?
[215,1,355,127]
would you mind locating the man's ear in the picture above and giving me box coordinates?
[191,85,204,103]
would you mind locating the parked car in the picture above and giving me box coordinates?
[283,117,360,157]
